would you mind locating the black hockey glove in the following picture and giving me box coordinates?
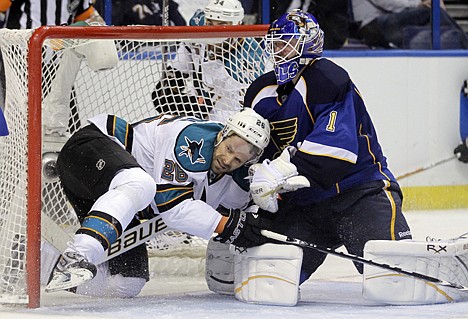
[216,206,273,248]
[454,140,468,163]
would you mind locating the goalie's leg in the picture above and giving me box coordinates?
[363,237,468,304]
[268,181,412,283]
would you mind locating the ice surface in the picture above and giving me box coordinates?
[0,209,467,319]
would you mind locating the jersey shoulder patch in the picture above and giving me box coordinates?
[175,122,223,172]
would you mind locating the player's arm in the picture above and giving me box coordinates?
[73,1,104,24]
[0,0,11,25]
[0,0,11,12]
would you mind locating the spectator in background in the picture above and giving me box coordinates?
[111,0,186,26]
[352,0,468,49]
[240,0,258,24]
[287,0,352,50]
[1,0,104,28]
[270,0,294,22]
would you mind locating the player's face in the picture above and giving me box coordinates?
[272,37,299,62]
[211,135,255,174]
[206,18,233,26]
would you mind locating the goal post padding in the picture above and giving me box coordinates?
[0,25,269,308]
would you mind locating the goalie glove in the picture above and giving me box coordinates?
[216,206,272,248]
[249,147,310,213]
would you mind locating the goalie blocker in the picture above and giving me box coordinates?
[363,236,468,305]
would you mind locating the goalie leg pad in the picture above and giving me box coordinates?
[231,243,303,306]
[363,238,468,305]
[205,238,235,295]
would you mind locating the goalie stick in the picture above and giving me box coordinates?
[261,230,468,292]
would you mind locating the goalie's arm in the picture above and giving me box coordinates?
[291,149,355,189]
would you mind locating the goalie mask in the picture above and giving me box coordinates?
[219,108,270,164]
[265,9,324,85]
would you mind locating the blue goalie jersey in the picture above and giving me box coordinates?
[244,58,397,205]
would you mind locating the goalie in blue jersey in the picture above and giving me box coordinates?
[237,9,413,304]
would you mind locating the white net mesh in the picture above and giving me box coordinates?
[0,26,268,304]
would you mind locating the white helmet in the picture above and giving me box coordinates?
[221,108,270,163]
[204,0,245,25]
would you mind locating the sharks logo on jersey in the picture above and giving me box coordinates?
[270,118,298,158]
[179,136,206,165]
[175,122,223,172]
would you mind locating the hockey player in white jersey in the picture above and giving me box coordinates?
[151,0,268,122]
[45,108,272,297]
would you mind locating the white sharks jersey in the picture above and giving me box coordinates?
[88,114,251,239]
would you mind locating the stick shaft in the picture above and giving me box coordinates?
[396,156,456,180]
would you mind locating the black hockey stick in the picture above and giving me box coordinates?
[261,230,468,292]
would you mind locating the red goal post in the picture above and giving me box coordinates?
[0,24,269,308]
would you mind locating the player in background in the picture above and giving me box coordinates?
[45,108,272,297]
[0,105,7,136]
[454,79,468,163]
[151,0,268,122]
[0,0,117,155]
[111,0,186,26]
[245,8,412,290]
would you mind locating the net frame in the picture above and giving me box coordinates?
[0,24,269,308]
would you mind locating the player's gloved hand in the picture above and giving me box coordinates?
[249,147,310,213]
[216,205,272,248]
[189,9,205,26]
[454,140,468,163]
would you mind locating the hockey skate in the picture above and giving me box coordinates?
[45,250,97,293]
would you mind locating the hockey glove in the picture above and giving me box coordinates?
[216,206,272,248]
[250,147,310,213]
[454,140,468,163]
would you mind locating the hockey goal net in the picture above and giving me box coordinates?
[0,24,269,307]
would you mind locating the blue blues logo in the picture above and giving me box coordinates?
[275,60,300,85]
[179,136,206,165]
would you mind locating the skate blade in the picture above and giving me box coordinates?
[45,269,94,293]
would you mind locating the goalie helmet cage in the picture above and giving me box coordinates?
[0,24,269,308]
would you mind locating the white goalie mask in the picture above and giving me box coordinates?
[204,0,245,25]
[220,108,270,164]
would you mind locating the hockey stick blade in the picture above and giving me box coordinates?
[261,230,468,292]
